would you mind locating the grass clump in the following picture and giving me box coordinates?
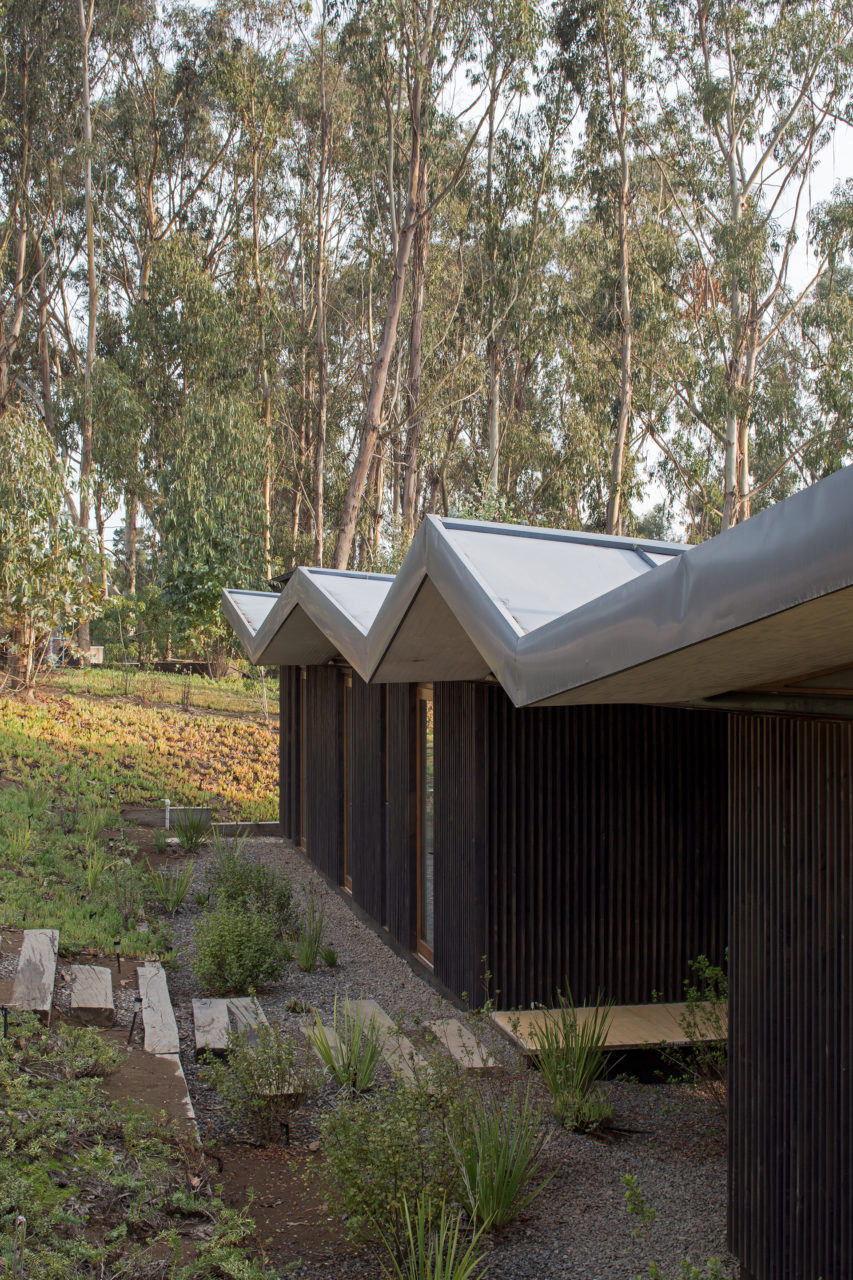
[294,894,325,971]
[202,1017,315,1140]
[194,902,290,995]
[306,995,383,1092]
[529,987,614,1132]
[171,807,211,853]
[148,860,195,913]
[380,1194,487,1280]
[451,1085,552,1229]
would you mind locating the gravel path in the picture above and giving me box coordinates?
[164,836,734,1280]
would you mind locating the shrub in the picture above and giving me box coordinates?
[319,1062,469,1260]
[202,1018,314,1140]
[193,904,289,995]
[113,863,143,930]
[294,894,324,971]
[321,944,339,968]
[380,1194,488,1280]
[210,833,298,935]
[451,1085,552,1229]
[306,995,383,1092]
[529,987,614,1133]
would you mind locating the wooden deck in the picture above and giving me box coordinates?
[492,1001,726,1053]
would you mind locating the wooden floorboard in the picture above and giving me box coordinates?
[491,1001,727,1053]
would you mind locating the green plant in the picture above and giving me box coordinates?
[529,987,614,1132]
[112,863,142,929]
[380,1194,488,1280]
[306,995,383,1091]
[193,903,289,995]
[4,811,32,865]
[623,1173,657,1238]
[676,954,729,1110]
[23,781,51,821]
[623,1176,731,1279]
[319,1062,470,1258]
[85,843,112,894]
[450,1085,552,1229]
[153,827,169,853]
[321,944,339,967]
[171,807,211,853]
[149,860,195,913]
[210,832,298,934]
[294,894,325,971]
[202,1017,314,1140]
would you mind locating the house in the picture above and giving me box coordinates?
[224,464,853,1280]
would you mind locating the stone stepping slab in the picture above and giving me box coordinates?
[429,1018,496,1071]
[352,999,428,1082]
[137,962,180,1055]
[228,996,269,1041]
[192,998,229,1057]
[11,929,58,1019]
[69,965,114,1027]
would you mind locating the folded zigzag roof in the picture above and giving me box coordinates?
[223,463,853,709]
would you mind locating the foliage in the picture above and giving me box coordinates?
[171,807,212,853]
[294,894,325,971]
[321,944,339,968]
[148,860,196,913]
[451,1085,552,1229]
[306,995,383,1092]
[0,1015,273,1278]
[319,1060,471,1258]
[0,408,102,691]
[209,833,298,934]
[202,1018,315,1140]
[529,987,614,1132]
[379,1195,488,1280]
[0,694,278,822]
[193,902,290,995]
[664,954,728,1110]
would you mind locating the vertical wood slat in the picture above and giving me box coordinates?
[478,691,728,1010]
[278,666,301,840]
[729,713,853,1280]
[349,676,386,923]
[433,682,488,1004]
[302,665,344,882]
[386,683,417,950]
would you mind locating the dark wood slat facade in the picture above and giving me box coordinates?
[349,678,387,925]
[302,665,345,882]
[281,667,727,1010]
[278,666,301,841]
[729,714,853,1280]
